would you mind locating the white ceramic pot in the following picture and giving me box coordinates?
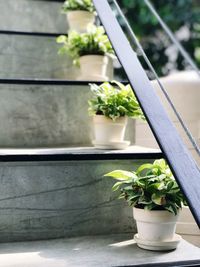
[133,207,179,242]
[66,11,95,32]
[93,115,127,142]
[78,55,113,81]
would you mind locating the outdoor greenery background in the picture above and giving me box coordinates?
[116,0,200,79]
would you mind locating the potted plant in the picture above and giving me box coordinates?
[105,159,187,250]
[56,25,115,81]
[61,0,95,32]
[88,80,145,149]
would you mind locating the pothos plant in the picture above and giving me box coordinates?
[105,159,187,215]
[88,80,145,121]
[62,0,95,13]
[56,25,115,65]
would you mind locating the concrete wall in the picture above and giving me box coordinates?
[0,159,153,242]
[0,84,136,147]
[135,71,200,165]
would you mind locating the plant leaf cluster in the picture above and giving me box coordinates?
[56,25,114,65]
[105,159,187,215]
[88,81,145,121]
[62,0,94,13]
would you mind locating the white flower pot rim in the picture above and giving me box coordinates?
[133,206,179,215]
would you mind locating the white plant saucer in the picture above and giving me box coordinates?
[134,233,182,251]
[92,140,130,150]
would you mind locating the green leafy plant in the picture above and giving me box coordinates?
[88,80,145,121]
[104,159,187,215]
[56,25,114,65]
[62,0,94,13]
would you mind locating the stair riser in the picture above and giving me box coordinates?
[0,85,135,147]
[0,159,153,242]
[0,35,78,79]
[0,0,66,33]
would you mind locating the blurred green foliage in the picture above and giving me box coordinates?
[116,0,200,78]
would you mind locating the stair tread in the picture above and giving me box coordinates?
[0,146,162,162]
[0,146,160,155]
[0,234,199,267]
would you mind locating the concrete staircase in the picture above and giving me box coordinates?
[0,0,199,266]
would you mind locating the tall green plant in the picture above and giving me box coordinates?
[56,25,114,65]
[88,81,145,121]
[62,0,94,13]
[105,159,187,215]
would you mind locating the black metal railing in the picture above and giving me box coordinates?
[93,0,200,227]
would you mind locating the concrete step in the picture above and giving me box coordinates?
[0,0,66,33]
[0,234,199,266]
[0,32,119,80]
[0,33,78,79]
[0,82,136,147]
[0,153,161,242]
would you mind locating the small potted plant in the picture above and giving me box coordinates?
[61,0,95,32]
[88,80,145,149]
[105,159,187,251]
[56,25,115,81]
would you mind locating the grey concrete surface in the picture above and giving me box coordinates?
[0,34,78,79]
[0,159,154,242]
[0,84,136,147]
[0,0,67,33]
[182,235,200,248]
[0,234,199,267]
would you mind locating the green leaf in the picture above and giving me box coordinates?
[136,163,153,175]
[138,196,152,205]
[152,193,166,205]
[153,159,166,169]
[104,170,136,181]
[164,203,178,215]
[112,182,124,191]
[144,203,157,211]
[56,35,67,43]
